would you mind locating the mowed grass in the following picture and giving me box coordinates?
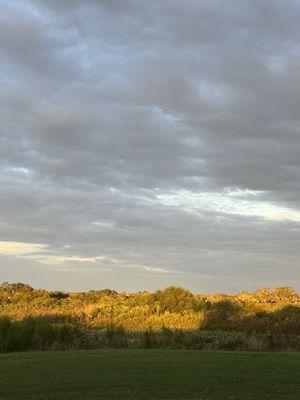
[1,350,300,400]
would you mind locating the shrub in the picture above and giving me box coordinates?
[104,326,128,348]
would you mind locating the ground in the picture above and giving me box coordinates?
[1,349,300,399]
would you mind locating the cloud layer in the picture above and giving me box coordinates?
[1,0,300,292]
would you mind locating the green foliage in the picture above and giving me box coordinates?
[34,320,79,350]
[149,286,201,313]
[104,326,128,348]
[0,317,36,352]
[0,317,80,352]
[139,329,157,348]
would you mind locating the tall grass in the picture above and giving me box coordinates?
[2,316,300,352]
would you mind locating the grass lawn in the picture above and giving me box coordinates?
[0,349,300,399]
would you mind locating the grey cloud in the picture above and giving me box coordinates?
[1,0,300,291]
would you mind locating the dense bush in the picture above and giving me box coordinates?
[1,283,300,352]
[0,317,80,352]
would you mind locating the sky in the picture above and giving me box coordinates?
[1,0,300,293]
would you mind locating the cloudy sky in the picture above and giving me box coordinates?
[1,0,300,292]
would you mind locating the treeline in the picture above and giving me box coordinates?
[1,283,300,352]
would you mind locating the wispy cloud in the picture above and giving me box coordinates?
[0,241,112,267]
[157,189,300,222]
[0,241,47,256]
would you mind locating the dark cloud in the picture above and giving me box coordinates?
[1,0,300,292]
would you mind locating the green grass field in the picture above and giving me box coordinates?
[1,350,300,400]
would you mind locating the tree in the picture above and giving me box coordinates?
[152,286,199,313]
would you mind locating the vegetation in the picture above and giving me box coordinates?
[1,349,300,399]
[1,282,300,352]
